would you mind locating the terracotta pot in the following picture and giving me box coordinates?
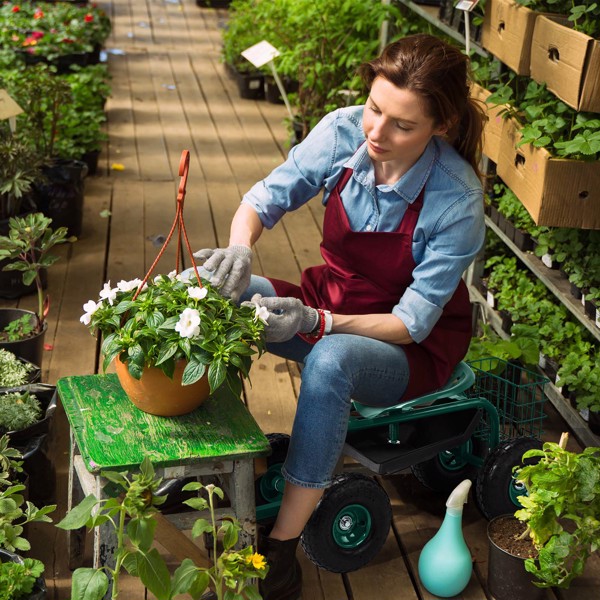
[114,356,210,416]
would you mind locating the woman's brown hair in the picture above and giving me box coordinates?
[359,34,486,176]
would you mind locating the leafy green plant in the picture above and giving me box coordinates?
[483,74,600,161]
[81,271,266,397]
[515,0,600,36]
[0,134,44,221]
[0,554,45,600]
[467,323,539,370]
[0,392,41,434]
[0,440,55,554]
[57,457,268,600]
[0,213,76,337]
[0,436,54,599]
[180,480,268,599]
[222,0,418,135]
[515,432,600,588]
[0,316,35,344]
[0,351,35,388]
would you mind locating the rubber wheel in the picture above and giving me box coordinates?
[255,433,290,506]
[475,436,543,520]
[410,434,489,493]
[301,473,391,573]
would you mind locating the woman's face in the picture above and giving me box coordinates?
[362,76,448,170]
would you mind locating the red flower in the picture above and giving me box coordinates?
[33,8,44,18]
[11,5,20,12]
[84,13,94,22]
[32,30,44,39]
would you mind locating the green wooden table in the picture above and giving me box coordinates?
[57,373,270,572]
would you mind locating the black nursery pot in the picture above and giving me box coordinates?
[0,309,47,369]
[34,159,89,237]
[487,516,546,600]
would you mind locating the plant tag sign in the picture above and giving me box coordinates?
[241,40,280,69]
[0,89,23,120]
[486,290,495,308]
[455,0,480,11]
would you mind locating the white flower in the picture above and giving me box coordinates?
[168,270,177,280]
[175,308,201,339]
[80,300,102,325]
[188,286,208,300]
[116,278,144,292]
[254,305,270,325]
[99,282,117,306]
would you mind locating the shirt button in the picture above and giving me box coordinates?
[366,225,373,231]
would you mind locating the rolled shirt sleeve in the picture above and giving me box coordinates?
[393,188,485,342]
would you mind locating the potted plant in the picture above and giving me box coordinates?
[80,270,266,416]
[514,433,600,587]
[57,456,267,600]
[0,434,55,600]
[0,213,76,367]
[0,350,39,390]
[0,435,56,600]
[0,132,46,300]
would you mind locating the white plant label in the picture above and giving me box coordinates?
[0,89,23,120]
[486,291,495,308]
[455,0,480,11]
[241,40,280,69]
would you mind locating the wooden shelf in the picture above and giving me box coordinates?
[485,216,600,344]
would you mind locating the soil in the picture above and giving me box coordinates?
[488,515,538,559]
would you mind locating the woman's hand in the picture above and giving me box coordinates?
[193,245,252,302]
[243,294,319,342]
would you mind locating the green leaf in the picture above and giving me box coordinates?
[137,548,172,600]
[171,559,200,596]
[182,357,206,386]
[56,494,98,530]
[71,568,109,600]
[189,571,211,600]
[127,516,157,551]
[221,520,239,550]
[191,518,213,538]
[208,359,227,392]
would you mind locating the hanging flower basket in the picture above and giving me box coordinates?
[81,151,266,416]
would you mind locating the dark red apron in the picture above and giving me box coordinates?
[269,168,472,401]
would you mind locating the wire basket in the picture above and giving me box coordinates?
[466,357,548,441]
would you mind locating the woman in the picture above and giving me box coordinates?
[195,34,486,600]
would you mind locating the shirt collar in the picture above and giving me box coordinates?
[344,138,438,204]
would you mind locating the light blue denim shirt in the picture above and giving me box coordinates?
[242,106,485,343]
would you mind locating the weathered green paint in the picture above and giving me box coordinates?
[57,374,270,473]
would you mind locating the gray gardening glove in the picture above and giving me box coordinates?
[193,245,252,302]
[243,294,319,343]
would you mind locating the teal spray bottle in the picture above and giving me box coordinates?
[417,479,473,597]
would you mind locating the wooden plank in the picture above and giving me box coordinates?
[346,532,419,600]
[154,512,210,567]
[244,353,297,436]
[105,51,142,178]
[126,49,172,181]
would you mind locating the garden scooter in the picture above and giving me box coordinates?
[254,359,546,573]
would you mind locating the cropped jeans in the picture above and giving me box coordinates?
[241,275,411,489]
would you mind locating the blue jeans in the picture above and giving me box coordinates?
[242,276,411,489]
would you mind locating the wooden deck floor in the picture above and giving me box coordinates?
[3,0,599,597]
